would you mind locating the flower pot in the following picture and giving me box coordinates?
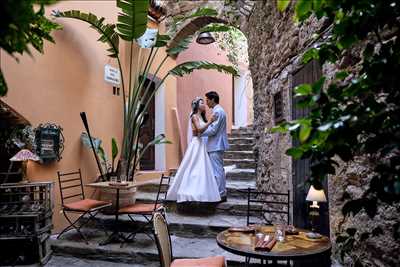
[98,186,137,214]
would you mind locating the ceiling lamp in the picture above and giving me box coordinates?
[196,32,215,45]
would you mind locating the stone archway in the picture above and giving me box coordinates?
[168,16,228,51]
[168,10,254,130]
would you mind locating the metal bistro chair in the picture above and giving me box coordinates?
[246,188,290,266]
[118,174,171,243]
[57,169,111,244]
[153,212,226,267]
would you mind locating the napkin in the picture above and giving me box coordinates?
[255,237,277,251]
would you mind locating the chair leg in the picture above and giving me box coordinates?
[87,211,109,236]
[245,256,250,267]
[58,211,89,244]
[121,214,154,248]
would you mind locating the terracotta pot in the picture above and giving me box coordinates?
[99,186,137,214]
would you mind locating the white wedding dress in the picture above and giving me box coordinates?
[166,115,221,203]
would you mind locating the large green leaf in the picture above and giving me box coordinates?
[173,7,218,24]
[277,0,291,12]
[169,61,238,77]
[295,0,312,21]
[116,0,148,41]
[53,10,119,58]
[198,23,234,34]
[155,34,170,48]
[166,35,193,57]
[137,134,171,163]
[111,137,118,160]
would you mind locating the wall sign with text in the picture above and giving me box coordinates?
[104,64,121,86]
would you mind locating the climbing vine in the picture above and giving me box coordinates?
[214,26,248,68]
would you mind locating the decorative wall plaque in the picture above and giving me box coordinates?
[35,123,64,163]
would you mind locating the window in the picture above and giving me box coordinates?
[273,91,284,123]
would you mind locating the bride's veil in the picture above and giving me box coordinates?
[187,96,202,146]
[187,114,193,145]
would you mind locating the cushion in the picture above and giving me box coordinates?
[63,198,110,212]
[118,203,162,214]
[171,256,226,267]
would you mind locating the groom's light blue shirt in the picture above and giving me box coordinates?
[202,104,229,152]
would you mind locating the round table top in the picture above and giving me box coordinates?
[216,226,331,260]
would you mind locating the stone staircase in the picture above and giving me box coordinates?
[50,126,258,266]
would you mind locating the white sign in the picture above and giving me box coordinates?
[104,64,121,86]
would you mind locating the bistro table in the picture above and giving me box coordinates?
[86,179,157,245]
[216,225,331,266]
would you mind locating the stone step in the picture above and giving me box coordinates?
[224,150,254,160]
[50,230,263,266]
[224,159,256,169]
[227,143,254,151]
[231,127,254,134]
[228,137,254,145]
[228,133,254,138]
[91,212,255,239]
[226,168,256,181]
[138,179,255,199]
[135,191,251,216]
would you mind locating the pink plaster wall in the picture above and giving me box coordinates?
[177,42,233,151]
[1,1,125,232]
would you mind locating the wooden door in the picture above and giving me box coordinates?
[292,60,329,235]
[139,79,155,170]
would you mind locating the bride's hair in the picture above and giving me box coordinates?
[190,97,207,122]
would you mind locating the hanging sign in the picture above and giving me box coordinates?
[104,64,121,86]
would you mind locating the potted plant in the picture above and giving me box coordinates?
[53,1,237,186]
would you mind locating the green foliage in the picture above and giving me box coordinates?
[169,61,238,77]
[53,10,119,58]
[169,7,219,35]
[166,35,193,57]
[276,2,400,260]
[214,26,248,68]
[111,137,118,173]
[277,0,291,12]
[0,0,61,96]
[173,7,218,24]
[116,0,148,41]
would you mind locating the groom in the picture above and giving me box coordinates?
[201,91,229,202]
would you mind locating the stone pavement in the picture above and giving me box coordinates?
[11,255,158,267]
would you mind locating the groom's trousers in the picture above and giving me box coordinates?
[209,151,226,197]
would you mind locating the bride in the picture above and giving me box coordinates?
[166,97,221,203]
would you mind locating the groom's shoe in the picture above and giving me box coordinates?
[219,196,227,203]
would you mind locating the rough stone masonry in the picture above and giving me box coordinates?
[245,1,400,266]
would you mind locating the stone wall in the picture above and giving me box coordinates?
[245,0,323,208]
[245,1,400,266]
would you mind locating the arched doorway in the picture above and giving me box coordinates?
[170,16,253,148]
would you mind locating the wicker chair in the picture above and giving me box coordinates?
[153,212,226,267]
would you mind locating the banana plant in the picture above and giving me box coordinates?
[53,0,238,181]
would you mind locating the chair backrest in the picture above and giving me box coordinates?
[57,169,85,206]
[154,174,171,210]
[153,212,173,267]
[246,187,290,226]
